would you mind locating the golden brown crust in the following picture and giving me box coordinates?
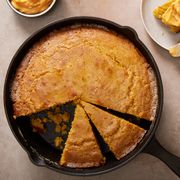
[60,105,105,168]
[11,26,157,120]
[81,101,146,160]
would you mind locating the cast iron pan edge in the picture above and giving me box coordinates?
[3,16,180,176]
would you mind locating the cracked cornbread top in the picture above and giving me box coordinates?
[11,25,157,120]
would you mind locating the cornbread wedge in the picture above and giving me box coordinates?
[162,0,180,29]
[153,0,176,19]
[60,105,105,168]
[81,101,146,160]
[153,0,180,32]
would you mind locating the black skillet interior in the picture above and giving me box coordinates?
[4,17,163,176]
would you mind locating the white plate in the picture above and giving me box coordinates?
[140,0,180,50]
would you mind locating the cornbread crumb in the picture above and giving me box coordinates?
[55,124,61,133]
[31,118,45,133]
[61,112,70,122]
[54,137,64,148]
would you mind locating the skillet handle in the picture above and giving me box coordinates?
[143,136,180,177]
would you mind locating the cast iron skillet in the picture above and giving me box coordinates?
[3,17,180,177]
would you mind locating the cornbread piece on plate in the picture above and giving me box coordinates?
[60,105,105,168]
[153,0,180,32]
[169,43,180,57]
[153,0,176,19]
[11,26,157,120]
[81,101,146,160]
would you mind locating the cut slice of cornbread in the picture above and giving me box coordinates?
[60,105,105,168]
[153,0,176,19]
[81,101,146,160]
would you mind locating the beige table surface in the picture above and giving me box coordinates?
[0,0,180,180]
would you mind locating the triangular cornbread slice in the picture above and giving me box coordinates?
[162,0,180,27]
[153,0,180,32]
[60,105,105,168]
[153,0,176,19]
[81,101,146,160]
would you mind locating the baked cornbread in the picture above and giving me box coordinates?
[81,101,146,160]
[153,0,180,33]
[11,26,157,120]
[153,0,176,19]
[60,105,105,168]
[169,43,180,57]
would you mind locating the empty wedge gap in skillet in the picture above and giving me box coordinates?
[84,102,152,130]
[16,116,62,162]
[86,116,116,160]
[83,109,110,155]
[16,102,76,153]
[81,101,146,160]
